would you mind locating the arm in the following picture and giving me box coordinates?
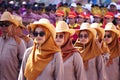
[54,52,64,80]
[96,55,108,80]
[18,48,32,80]
[18,39,26,61]
[18,40,26,69]
[27,38,34,48]
[73,52,87,80]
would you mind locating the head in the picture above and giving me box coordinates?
[104,12,114,23]
[105,17,114,23]
[56,15,64,21]
[109,3,117,12]
[0,21,14,36]
[55,10,64,21]
[94,16,101,23]
[76,23,96,45]
[68,12,77,24]
[0,11,18,36]
[90,23,105,42]
[115,16,120,25]
[31,18,56,45]
[78,30,89,45]
[104,22,120,44]
[77,13,85,24]
[15,26,24,37]
[55,21,75,47]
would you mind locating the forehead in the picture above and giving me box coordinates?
[105,31,111,34]
[80,30,88,34]
[110,5,116,7]
[56,32,64,35]
[35,27,44,32]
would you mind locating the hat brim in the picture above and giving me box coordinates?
[75,28,97,38]
[105,29,120,37]
[56,29,75,36]
[0,19,18,27]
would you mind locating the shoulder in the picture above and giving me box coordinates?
[53,52,62,60]
[73,52,81,58]
[54,52,62,57]
[24,47,33,58]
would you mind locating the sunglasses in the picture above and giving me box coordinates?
[0,21,12,27]
[56,34,64,39]
[79,34,88,39]
[33,31,45,37]
[104,34,112,38]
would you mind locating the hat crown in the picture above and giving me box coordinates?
[13,15,22,25]
[39,18,50,24]
[56,21,69,31]
[105,23,116,30]
[80,23,90,30]
[90,23,100,28]
[1,11,14,21]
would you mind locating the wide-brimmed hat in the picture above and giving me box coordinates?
[90,23,105,39]
[0,11,18,26]
[31,18,56,39]
[104,22,120,37]
[76,23,97,38]
[12,15,26,29]
[55,21,75,36]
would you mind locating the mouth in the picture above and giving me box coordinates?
[37,38,42,41]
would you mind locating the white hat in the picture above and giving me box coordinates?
[71,3,77,7]
[107,2,117,9]
[82,4,92,11]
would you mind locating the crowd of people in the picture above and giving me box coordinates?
[0,0,120,80]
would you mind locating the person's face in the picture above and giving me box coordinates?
[15,27,23,36]
[33,27,46,44]
[104,31,112,44]
[0,21,13,35]
[77,17,85,23]
[56,15,64,21]
[94,16,101,23]
[69,18,76,24]
[110,5,117,12]
[116,18,120,24]
[79,31,89,45]
[86,18,91,23]
[105,17,114,23]
[55,32,65,47]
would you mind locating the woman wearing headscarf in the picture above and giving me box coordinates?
[0,11,26,80]
[55,21,87,80]
[13,15,34,48]
[18,18,64,80]
[104,23,120,80]
[74,23,108,80]
[90,23,110,62]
